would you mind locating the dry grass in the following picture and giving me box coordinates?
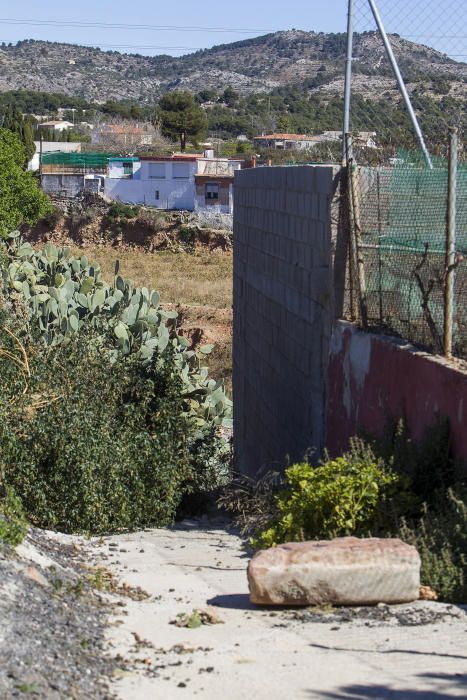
[70,246,233,309]
[71,245,233,387]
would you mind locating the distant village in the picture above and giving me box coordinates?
[29,116,379,213]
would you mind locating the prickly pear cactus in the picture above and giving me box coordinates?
[2,233,232,430]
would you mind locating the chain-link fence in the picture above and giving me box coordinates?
[350,0,466,160]
[345,152,467,358]
[342,0,466,360]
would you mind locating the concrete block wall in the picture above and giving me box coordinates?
[233,165,339,476]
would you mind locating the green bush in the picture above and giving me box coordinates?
[398,488,467,602]
[0,486,27,546]
[2,235,232,434]
[253,443,398,548]
[108,202,139,220]
[178,226,195,247]
[0,327,224,534]
[248,426,467,602]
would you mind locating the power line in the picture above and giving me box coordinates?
[0,17,278,34]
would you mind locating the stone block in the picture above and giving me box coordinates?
[248,537,420,606]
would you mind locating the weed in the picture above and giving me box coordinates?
[15,682,38,694]
[252,443,398,548]
[69,246,233,308]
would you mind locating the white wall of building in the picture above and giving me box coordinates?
[104,159,197,210]
[28,141,81,171]
[108,160,141,179]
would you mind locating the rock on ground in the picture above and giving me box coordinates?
[247,537,420,606]
[89,522,467,700]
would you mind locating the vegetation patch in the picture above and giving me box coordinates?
[222,429,467,602]
[0,486,28,547]
[0,233,231,535]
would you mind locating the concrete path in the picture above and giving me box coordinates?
[92,521,467,699]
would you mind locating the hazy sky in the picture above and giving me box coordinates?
[0,0,464,59]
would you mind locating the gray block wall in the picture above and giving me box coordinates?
[41,174,85,197]
[233,165,339,476]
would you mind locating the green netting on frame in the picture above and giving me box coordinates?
[347,152,467,358]
[41,152,119,167]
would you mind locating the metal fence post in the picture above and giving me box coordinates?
[444,127,458,358]
[367,0,433,170]
[342,0,354,165]
[345,132,368,327]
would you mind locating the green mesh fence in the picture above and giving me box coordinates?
[40,152,119,168]
[347,153,467,358]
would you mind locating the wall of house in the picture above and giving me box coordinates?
[104,160,197,209]
[233,165,339,476]
[194,181,233,214]
[104,179,146,204]
[326,321,467,464]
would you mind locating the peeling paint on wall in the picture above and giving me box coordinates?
[327,321,467,468]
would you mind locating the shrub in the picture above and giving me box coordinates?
[398,487,467,602]
[245,425,467,602]
[0,326,225,534]
[2,236,232,434]
[136,208,165,232]
[178,226,195,247]
[253,442,398,548]
[68,205,97,232]
[0,486,27,546]
[41,206,63,229]
[108,202,139,220]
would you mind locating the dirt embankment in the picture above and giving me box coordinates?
[24,193,233,253]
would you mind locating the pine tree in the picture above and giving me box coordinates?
[158,92,207,152]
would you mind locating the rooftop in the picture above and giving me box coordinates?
[254,133,321,141]
[39,120,74,127]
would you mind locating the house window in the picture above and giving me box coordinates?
[205,183,219,200]
[155,190,160,200]
[148,163,166,179]
[172,163,190,179]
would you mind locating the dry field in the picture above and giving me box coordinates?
[70,246,233,309]
[73,246,234,389]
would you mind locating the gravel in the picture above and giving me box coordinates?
[0,528,118,699]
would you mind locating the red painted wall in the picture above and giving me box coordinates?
[326,322,467,464]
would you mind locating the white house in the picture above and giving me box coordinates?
[38,120,74,133]
[104,153,243,213]
[253,133,323,151]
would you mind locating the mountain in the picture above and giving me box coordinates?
[0,31,465,104]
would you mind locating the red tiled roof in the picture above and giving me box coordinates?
[100,124,153,134]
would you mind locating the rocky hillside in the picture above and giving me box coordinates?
[0,31,465,102]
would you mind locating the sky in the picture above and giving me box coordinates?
[0,0,464,59]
